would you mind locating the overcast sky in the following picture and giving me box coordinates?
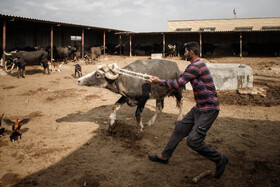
[0,0,280,32]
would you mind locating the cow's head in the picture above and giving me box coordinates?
[77,63,119,88]
[3,51,18,71]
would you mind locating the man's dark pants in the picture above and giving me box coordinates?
[161,107,222,164]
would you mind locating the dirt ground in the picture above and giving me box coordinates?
[0,55,279,187]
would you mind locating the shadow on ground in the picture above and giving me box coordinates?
[3,104,279,187]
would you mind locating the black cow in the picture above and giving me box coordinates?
[89,46,106,61]
[166,44,177,57]
[55,46,76,64]
[4,50,50,78]
[73,51,81,62]
[202,43,218,56]
[77,59,183,132]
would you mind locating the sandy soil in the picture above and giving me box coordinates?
[0,56,279,187]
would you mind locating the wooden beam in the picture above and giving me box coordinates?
[119,35,122,56]
[2,21,6,65]
[240,32,242,58]
[130,35,132,57]
[50,25,53,63]
[199,32,202,57]
[163,33,165,58]
[82,28,84,58]
[103,31,106,57]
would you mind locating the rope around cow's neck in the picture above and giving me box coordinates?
[109,63,153,80]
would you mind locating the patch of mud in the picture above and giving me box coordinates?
[217,85,280,106]
[63,76,72,79]
[22,87,48,96]
[0,173,21,186]
[107,120,144,141]
[0,138,9,147]
[28,111,44,118]
[183,84,280,106]
[3,112,44,121]
[76,173,107,187]
[84,94,100,100]
[2,86,16,90]
[45,89,78,102]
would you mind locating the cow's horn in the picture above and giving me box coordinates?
[3,51,12,56]
[101,65,109,72]
[10,63,15,71]
[108,63,120,74]
[105,70,119,80]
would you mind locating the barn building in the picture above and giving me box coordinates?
[0,14,125,63]
[1,14,280,62]
[117,17,280,58]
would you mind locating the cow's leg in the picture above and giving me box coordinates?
[17,67,21,78]
[46,63,50,74]
[22,66,25,78]
[173,90,183,121]
[135,97,148,132]
[109,96,127,130]
[43,62,50,74]
[146,99,163,126]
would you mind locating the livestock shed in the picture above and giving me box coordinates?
[0,14,126,63]
[116,17,280,58]
[1,14,280,61]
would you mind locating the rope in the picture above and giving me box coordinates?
[109,63,153,80]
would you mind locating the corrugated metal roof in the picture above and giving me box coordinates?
[0,13,126,32]
[1,14,279,35]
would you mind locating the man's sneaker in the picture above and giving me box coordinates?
[148,154,169,164]
[215,155,228,179]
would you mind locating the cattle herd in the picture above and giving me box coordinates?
[0,45,105,78]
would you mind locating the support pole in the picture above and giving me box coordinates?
[163,33,165,58]
[240,32,242,58]
[82,28,84,58]
[103,31,106,57]
[50,25,53,63]
[2,21,6,66]
[199,32,202,57]
[129,35,132,57]
[119,35,122,56]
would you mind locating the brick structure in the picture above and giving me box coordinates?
[168,17,280,32]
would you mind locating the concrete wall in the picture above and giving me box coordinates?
[168,17,280,32]
[185,63,253,90]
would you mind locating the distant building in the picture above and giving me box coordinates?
[168,17,280,32]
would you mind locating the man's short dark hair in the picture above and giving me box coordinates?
[184,42,200,56]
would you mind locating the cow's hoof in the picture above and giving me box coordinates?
[106,129,113,135]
